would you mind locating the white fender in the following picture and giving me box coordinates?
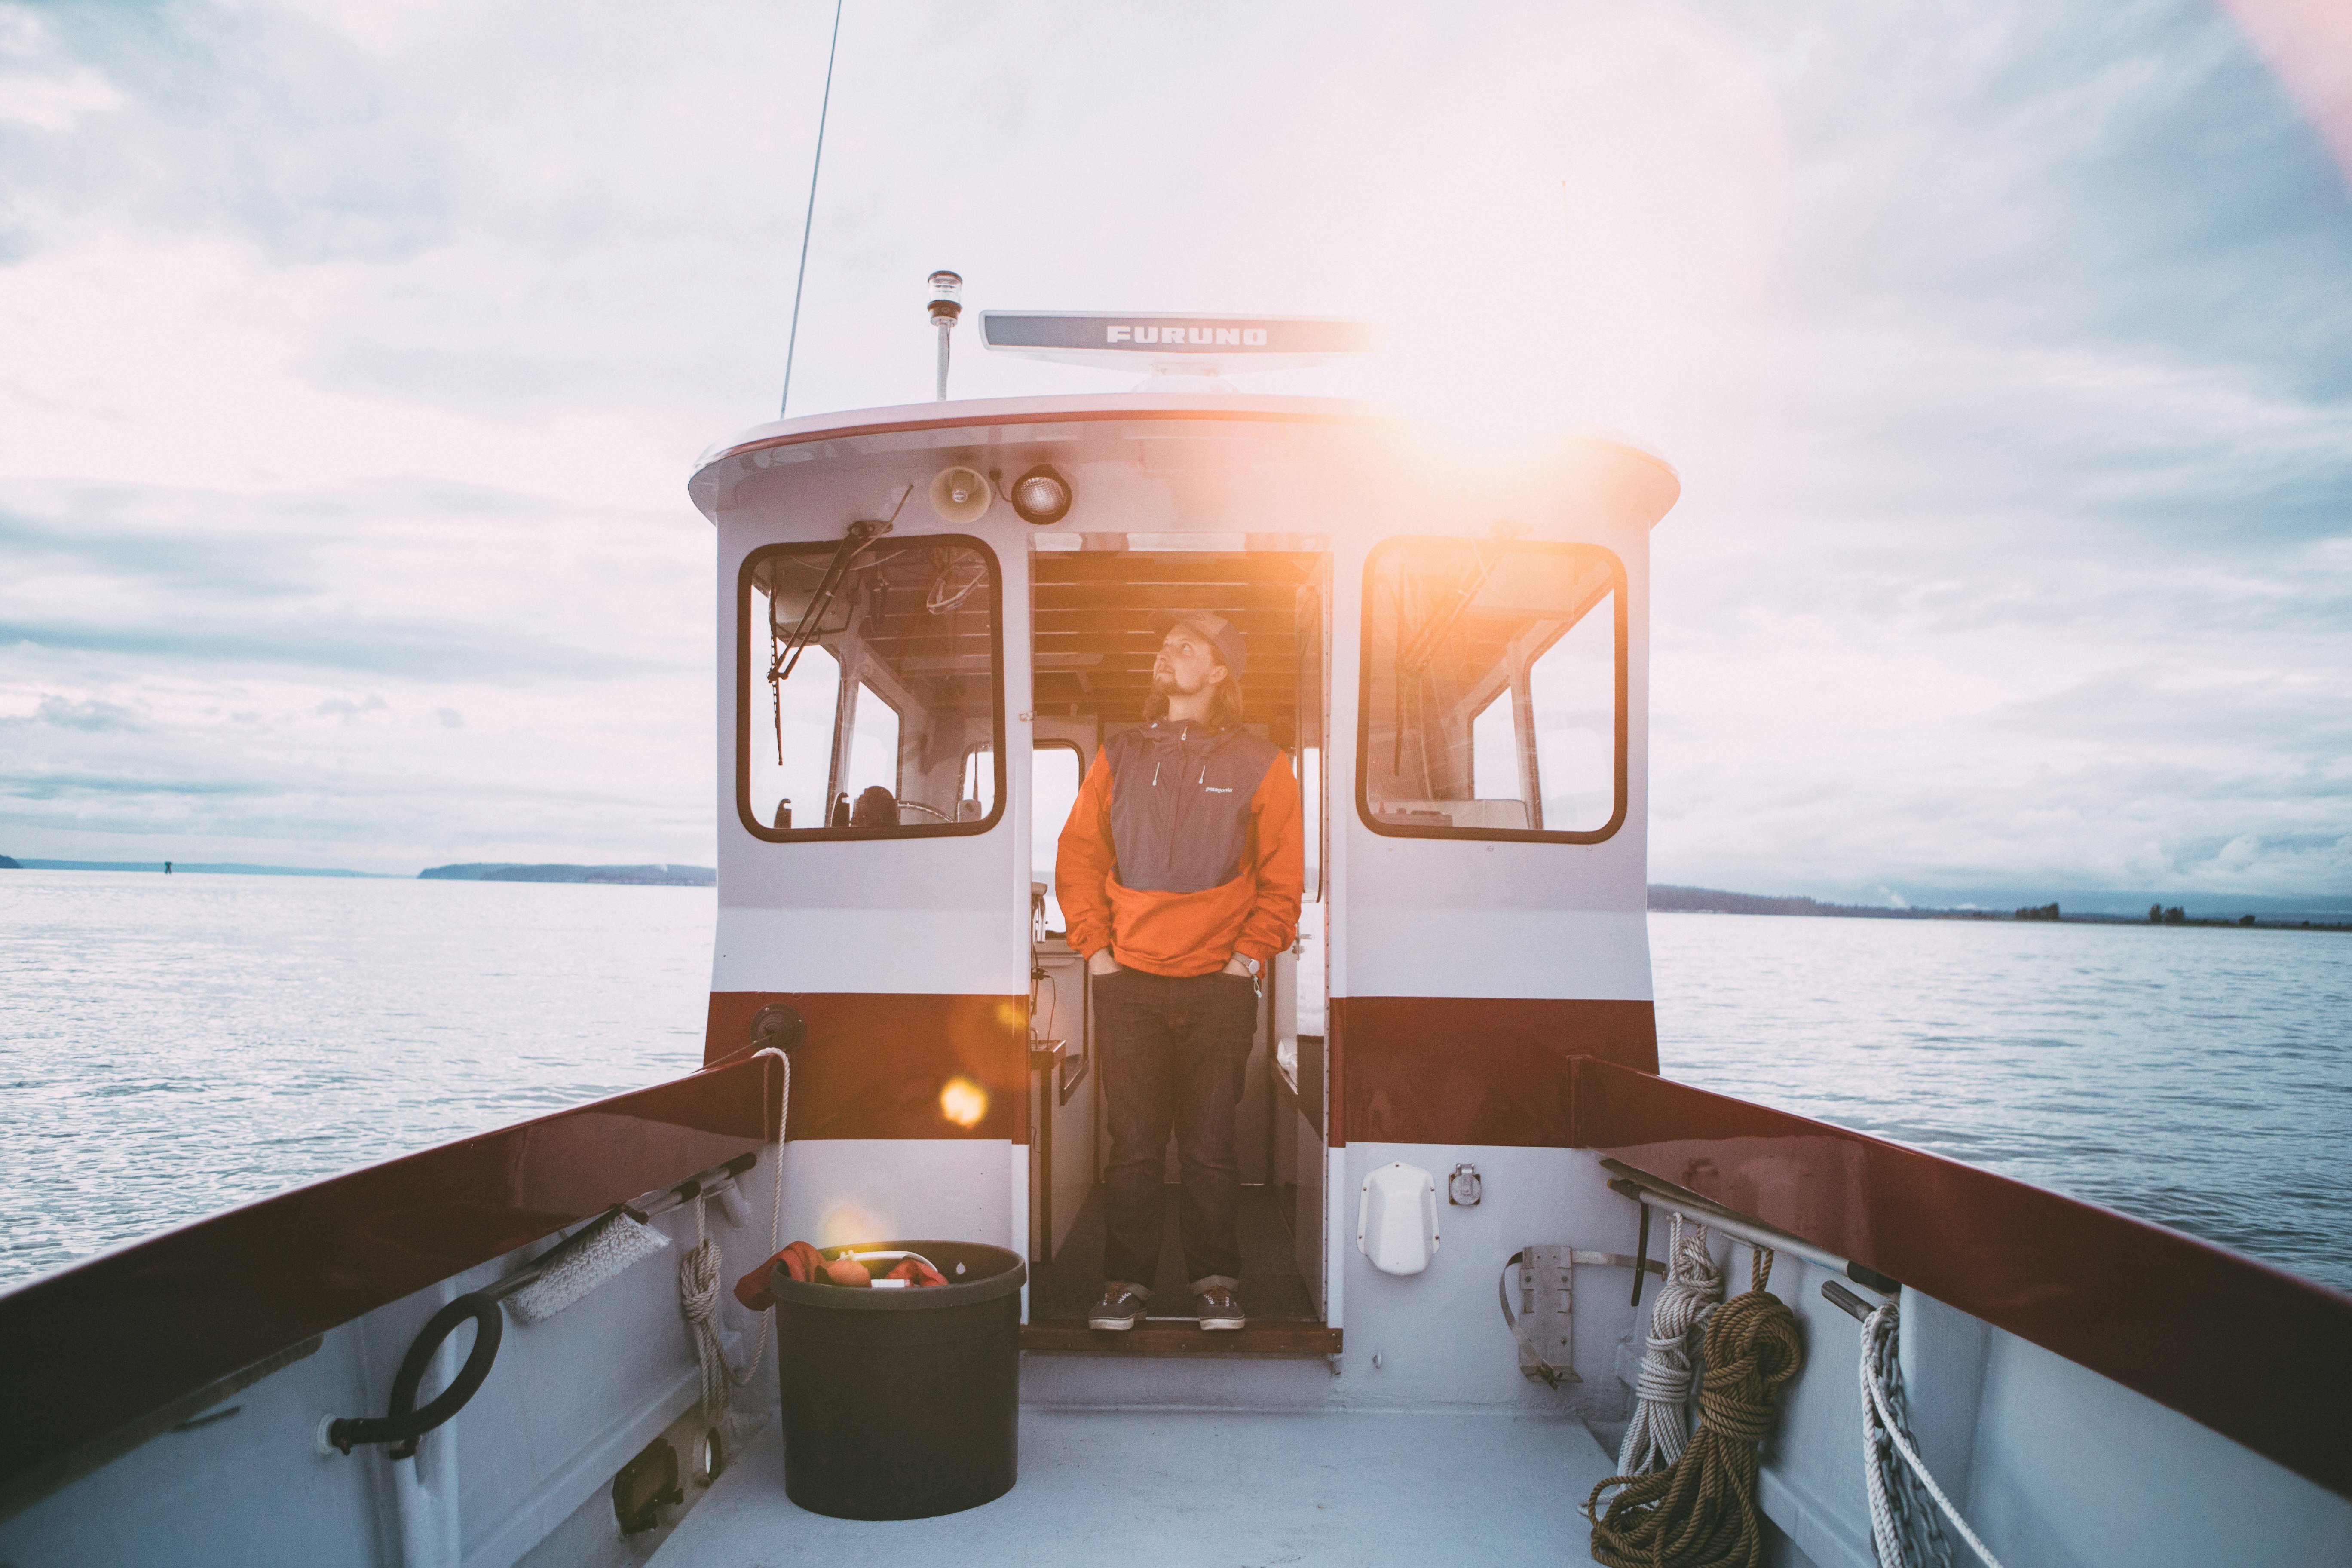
[1357,1162,1440,1276]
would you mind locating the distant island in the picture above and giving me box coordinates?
[418,863,717,886]
[1650,885,2348,932]
[0,854,18,869]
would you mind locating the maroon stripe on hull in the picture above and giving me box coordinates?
[705,992,1028,1142]
[1330,996,1657,1147]
[1574,1057,2352,1501]
[0,1059,777,1511]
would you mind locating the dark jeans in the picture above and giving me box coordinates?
[1094,966,1258,1293]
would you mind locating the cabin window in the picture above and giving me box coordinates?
[739,536,1005,839]
[1357,537,1626,842]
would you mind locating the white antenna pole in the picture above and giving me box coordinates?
[778,0,846,419]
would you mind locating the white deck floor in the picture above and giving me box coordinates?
[655,1406,1617,1566]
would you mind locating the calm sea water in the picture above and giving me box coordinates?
[1651,913,2352,1293]
[3,873,2347,1293]
[0,872,710,1290]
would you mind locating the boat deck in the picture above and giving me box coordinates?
[654,1406,1617,1565]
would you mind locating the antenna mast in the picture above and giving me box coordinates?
[778,0,845,418]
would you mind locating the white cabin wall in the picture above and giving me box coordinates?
[710,450,1037,1261]
[1333,1142,1642,1417]
[1327,456,1656,1007]
[710,458,1028,997]
[775,1139,1013,1256]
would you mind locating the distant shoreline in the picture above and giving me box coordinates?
[1649,884,2352,933]
[417,863,716,886]
[0,858,715,887]
[0,858,395,878]
[3,857,2338,926]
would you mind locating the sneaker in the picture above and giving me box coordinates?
[1087,1283,1146,1330]
[1197,1286,1246,1331]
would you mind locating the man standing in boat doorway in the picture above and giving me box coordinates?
[1057,612,1303,1332]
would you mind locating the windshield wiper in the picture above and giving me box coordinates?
[771,517,887,690]
[766,488,913,763]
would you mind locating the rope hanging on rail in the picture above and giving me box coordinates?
[1861,1302,1954,1567]
[1617,1213,1725,1478]
[1860,1302,2006,1568]
[1586,1246,1801,1568]
[678,1048,790,1422]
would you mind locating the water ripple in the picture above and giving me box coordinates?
[0,871,709,1289]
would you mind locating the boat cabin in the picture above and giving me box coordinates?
[691,349,1670,1351]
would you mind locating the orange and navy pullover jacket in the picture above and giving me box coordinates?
[1055,719,1304,978]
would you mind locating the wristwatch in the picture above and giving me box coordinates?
[1232,954,1262,980]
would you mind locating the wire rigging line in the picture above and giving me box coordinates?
[778,0,846,419]
[1861,1302,2004,1568]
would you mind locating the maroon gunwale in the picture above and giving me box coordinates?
[1572,1057,2352,1500]
[0,1056,778,1515]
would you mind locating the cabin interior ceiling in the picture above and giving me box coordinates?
[1030,550,1318,736]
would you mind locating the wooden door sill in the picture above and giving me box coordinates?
[1021,1320,1341,1357]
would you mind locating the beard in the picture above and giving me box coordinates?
[1149,666,1185,695]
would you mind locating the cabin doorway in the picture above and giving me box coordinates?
[1024,543,1330,1339]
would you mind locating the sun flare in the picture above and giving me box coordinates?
[939,1076,988,1129]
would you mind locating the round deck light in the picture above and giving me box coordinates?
[1009,464,1072,526]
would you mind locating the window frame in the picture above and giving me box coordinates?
[735,533,1008,843]
[1354,536,1629,845]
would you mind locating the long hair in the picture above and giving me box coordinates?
[1143,672,1245,729]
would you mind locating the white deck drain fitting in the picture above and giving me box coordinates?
[1357,1162,1439,1275]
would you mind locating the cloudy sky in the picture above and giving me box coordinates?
[2,0,2347,906]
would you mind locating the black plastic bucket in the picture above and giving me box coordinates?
[770,1239,1026,1520]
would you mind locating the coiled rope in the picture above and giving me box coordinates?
[678,1048,790,1422]
[1860,1302,2004,1568]
[1617,1213,1725,1477]
[1587,1247,1802,1568]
